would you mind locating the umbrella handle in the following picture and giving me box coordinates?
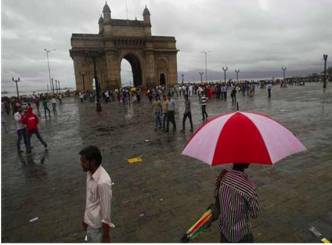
[180,234,190,243]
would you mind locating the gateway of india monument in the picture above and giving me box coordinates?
[69,2,178,90]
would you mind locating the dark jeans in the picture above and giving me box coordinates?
[52,103,56,114]
[166,111,176,131]
[35,102,40,113]
[201,105,208,121]
[162,112,168,130]
[17,128,29,151]
[231,94,237,104]
[155,112,162,129]
[28,129,47,148]
[268,89,271,98]
[220,232,254,243]
[44,107,51,118]
[182,112,193,131]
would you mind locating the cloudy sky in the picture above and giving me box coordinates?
[1,0,332,92]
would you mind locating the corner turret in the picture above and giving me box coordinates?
[102,2,112,35]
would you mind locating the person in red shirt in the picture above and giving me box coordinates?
[21,107,47,152]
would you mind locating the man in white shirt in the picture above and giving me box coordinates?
[51,96,57,114]
[79,146,112,243]
[14,107,29,153]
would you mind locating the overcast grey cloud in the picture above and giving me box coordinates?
[1,0,332,93]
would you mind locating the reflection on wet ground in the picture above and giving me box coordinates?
[1,83,332,242]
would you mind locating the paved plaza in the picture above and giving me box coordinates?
[1,83,332,242]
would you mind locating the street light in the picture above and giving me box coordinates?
[44,48,56,93]
[235,69,240,81]
[57,80,61,93]
[202,50,208,82]
[323,54,328,89]
[54,79,57,93]
[54,80,60,93]
[199,72,204,83]
[282,66,287,80]
[85,51,102,112]
[12,77,20,98]
[222,66,228,82]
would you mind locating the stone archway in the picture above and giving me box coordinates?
[120,52,143,87]
[70,3,178,90]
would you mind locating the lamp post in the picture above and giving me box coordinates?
[222,66,228,82]
[51,78,55,93]
[12,77,20,98]
[86,51,102,112]
[202,50,208,82]
[54,80,60,93]
[44,48,56,93]
[181,73,184,83]
[323,54,328,89]
[199,72,204,83]
[282,66,287,81]
[235,69,240,82]
[54,79,58,93]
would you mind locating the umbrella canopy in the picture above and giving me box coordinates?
[182,111,306,166]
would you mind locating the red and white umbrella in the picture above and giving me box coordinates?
[182,111,306,166]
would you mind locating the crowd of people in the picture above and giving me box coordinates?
[2,80,280,154]
[145,79,277,134]
[2,92,67,153]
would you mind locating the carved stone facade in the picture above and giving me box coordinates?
[69,3,178,90]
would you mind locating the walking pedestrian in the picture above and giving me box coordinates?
[181,95,193,132]
[231,86,237,105]
[152,96,162,130]
[14,107,29,153]
[267,83,272,98]
[79,145,112,243]
[217,163,259,242]
[42,96,51,119]
[33,94,40,114]
[58,94,63,104]
[21,107,47,151]
[51,96,57,115]
[200,92,208,121]
[79,92,84,103]
[136,88,141,103]
[162,95,168,131]
[166,95,176,132]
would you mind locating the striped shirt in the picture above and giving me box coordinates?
[200,95,208,106]
[84,165,112,229]
[218,170,259,242]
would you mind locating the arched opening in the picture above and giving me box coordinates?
[157,58,168,86]
[120,54,142,87]
[160,73,166,85]
[120,60,133,87]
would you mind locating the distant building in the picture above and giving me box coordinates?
[69,2,178,90]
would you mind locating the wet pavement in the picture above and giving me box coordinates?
[1,83,332,242]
